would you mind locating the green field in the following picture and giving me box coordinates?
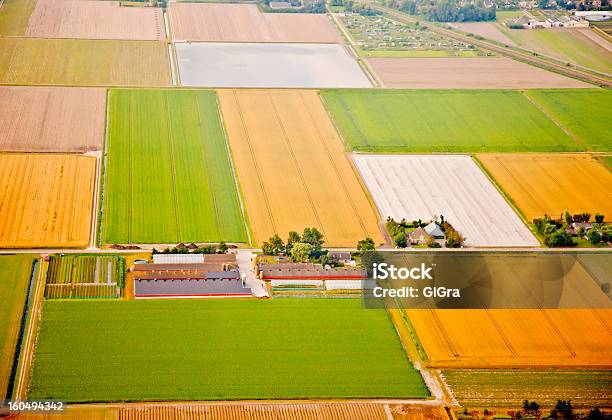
[444,369,612,408]
[501,27,612,74]
[45,255,125,299]
[0,38,170,87]
[103,89,247,244]
[359,48,481,58]
[0,0,36,35]
[321,89,582,153]
[0,255,37,399]
[525,89,612,152]
[29,299,428,402]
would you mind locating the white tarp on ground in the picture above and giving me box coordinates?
[353,154,539,247]
[175,42,372,88]
[271,279,324,287]
[325,280,377,290]
[152,254,205,264]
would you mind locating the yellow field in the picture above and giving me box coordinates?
[217,90,383,247]
[407,309,612,367]
[478,154,612,221]
[0,154,96,248]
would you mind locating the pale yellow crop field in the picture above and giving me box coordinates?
[0,154,96,248]
[217,89,384,247]
[478,154,612,221]
[408,309,612,367]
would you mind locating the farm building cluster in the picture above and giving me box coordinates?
[509,14,589,28]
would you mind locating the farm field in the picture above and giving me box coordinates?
[103,89,247,245]
[26,0,165,40]
[502,28,612,74]
[524,89,612,151]
[0,154,96,248]
[175,43,371,88]
[0,0,36,35]
[0,38,170,87]
[353,155,538,247]
[217,89,384,247]
[169,3,341,43]
[338,14,482,57]
[0,87,106,152]
[366,57,589,89]
[407,309,612,367]
[477,154,612,221]
[444,369,612,408]
[321,90,580,153]
[28,299,428,401]
[0,255,37,400]
[452,22,516,46]
[45,255,125,299]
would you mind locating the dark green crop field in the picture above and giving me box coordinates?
[102,89,247,244]
[321,89,586,153]
[0,254,36,399]
[29,299,428,402]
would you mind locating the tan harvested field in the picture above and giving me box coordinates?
[217,89,384,247]
[477,154,612,221]
[27,0,165,40]
[366,57,591,88]
[0,38,171,87]
[169,3,341,43]
[0,154,96,248]
[453,22,517,46]
[407,309,612,367]
[0,87,105,152]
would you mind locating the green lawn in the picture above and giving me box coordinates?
[502,28,612,74]
[444,369,612,408]
[0,255,37,399]
[29,299,428,402]
[524,89,612,152]
[321,89,582,153]
[0,0,36,35]
[103,89,247,244]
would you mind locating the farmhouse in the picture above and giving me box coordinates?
[134,254,249,298]
[258,263,367,280]
[328,251,353,264]
[408,227,433,245]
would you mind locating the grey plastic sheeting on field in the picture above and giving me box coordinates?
[175,42,372,88]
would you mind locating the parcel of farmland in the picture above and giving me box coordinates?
[169,3,341,43]
[408,309,612,367]
[366,57,589,89]
[524,89,612,151]
[102,89,247,245]
[175,43,371,88]
[0,154,96,248]
[477,154,612,221]
[0,0,36,35]
[0,86,105,152]
[353,155,538,247]
[321,90,582,153]
[28,299,429,401]
[26,0,165,40]
[0,255,37,400]
[0,38,170,87]
[217,89,383,248]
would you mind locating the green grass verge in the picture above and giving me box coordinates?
[524,89,612,152]
[29,299,429,402]
[103,89,247,244]
[321,89,582,153]
[358,48,481,58]
[444,369,612,408]
[0,0,36,35]
[0,254,37,399]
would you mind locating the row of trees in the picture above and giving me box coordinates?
[390,0,496,21]
[261,227,326,262]
[466,400,608,419]
[533,212,609,247]
[152,242,228,254]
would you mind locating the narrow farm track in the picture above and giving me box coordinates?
[371,4,612,87]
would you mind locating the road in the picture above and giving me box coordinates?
[235,250,269,298]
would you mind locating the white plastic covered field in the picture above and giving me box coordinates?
[353,154,539,247]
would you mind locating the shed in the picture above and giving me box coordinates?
[424,222,445,239]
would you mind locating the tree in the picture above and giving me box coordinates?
[262,234,285,255]
[290,242,314,262]
[564,211,573,225]
[545,229,575,247]
[357,237,375,253]
[393,232,407,248]
[555,400,573,419]
[400,0,416,14]
[595,213,604,224]
[217,241,228,254]
[587,408,606,420]
[302,227,324,251]
[286,231,301,253]
[587,229,603,245]
[361,250,384,276]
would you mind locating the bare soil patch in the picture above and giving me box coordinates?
[454,22,517,46]
[367,57,590,88]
